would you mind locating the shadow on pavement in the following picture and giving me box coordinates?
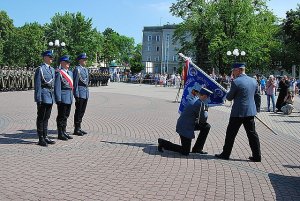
[101,140,216,159]
[0,129,57,144]
[283,164,300,169]
[268,173,300,200]
[280,120,300,123]
[100,140,155,148]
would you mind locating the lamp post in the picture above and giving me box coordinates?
[48,39,66,68]
[226,48,246,63]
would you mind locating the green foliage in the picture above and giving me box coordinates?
[282,5,300,68]
[129,43,144,74]
[171,0,279,74]
[44,12,103,67]
[0,11,15,65]
[4,23,45,67]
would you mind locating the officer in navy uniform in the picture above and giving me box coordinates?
[158,87,213,156]
[215,63,261,162]
[54,55,74,140]
[73,53,89,136]
[34,50,56,146]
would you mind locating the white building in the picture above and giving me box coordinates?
[142,25,182,74]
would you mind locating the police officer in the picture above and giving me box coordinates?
[73,53,89,136]
[34,50,56,146]
[54,55,74,140]
[215,63,261,162]
[158,87,213,155]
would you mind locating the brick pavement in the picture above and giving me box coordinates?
[0,82,299,201]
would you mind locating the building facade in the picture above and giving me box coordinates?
[142,25,181,74]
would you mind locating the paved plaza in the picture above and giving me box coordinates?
[0,82,299,201]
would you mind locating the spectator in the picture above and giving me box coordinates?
[265,75,276,112]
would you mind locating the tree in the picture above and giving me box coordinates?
[0,10,15,65]
[4,23,45,67]
[129,44,144,74]
[171,0,279,74]
[282,5,300,69]
[45,12,103,66]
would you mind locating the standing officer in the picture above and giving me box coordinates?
[215,63,261,162]
[73,53,89,136]
[158,87,213,156]
[34,50,56,146]
[54,55,74,140]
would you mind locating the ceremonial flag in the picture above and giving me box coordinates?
[178,59,228,113]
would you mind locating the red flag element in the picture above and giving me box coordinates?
[182,59,189,83]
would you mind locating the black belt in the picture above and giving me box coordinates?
[42,85,53,89]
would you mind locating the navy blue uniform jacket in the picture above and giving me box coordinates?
[54,69,74,104]
[176,99,206,139]
[73,66,89,99]
[226,74,257,117]
[34,64,55,104]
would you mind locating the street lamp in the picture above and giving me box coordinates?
[226,48,246,63]
[48,39,66,68]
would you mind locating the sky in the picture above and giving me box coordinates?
[0,0,299,44]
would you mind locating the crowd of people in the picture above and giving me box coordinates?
[253,74,297,115]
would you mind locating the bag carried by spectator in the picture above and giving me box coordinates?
[281,104,294,115]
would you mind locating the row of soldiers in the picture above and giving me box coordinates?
[0,66,35,91]
[89,69,110,87]
[0,66,109,91]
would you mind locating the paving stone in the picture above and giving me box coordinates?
[0,82,299,200]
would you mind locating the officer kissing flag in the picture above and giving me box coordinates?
[178,53,228,113]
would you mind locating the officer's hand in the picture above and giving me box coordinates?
[37,101,42,106]
[75,97,79,102]
[57,101,61,105]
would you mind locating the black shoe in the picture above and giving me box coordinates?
[79,129,87,135]
[249,156,261,162]
[58,134,68,141]
[73,129,84,136]
[37,139,48,147]
[63,131,73,139]
[157,138,163,152]
[44,137,56,144]
[215,153,229,160]
[192,150,208,154]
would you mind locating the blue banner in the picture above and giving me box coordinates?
[178,61,228,113]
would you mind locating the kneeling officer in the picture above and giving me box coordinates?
[158,87,213,155]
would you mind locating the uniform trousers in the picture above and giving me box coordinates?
[160,123,211,156]
[74,98,88,127]
[222,116,261,159]
[36,103,52,134]
[159,135,191,156]
[56,103,71,129]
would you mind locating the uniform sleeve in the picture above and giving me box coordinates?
[226,81,237,101]
[73,67,79,98]
[34,67,42,103]
[54,71,61,103]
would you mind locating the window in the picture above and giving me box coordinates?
[166,34,170,41]
[173,55,178,62]
[147,46,151,51]
[156,46,159,51]
[165,56,168,61]
[148,35,152,41]
[155,56,160,62]
[147,56,151,61]
[155,35,160,41]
